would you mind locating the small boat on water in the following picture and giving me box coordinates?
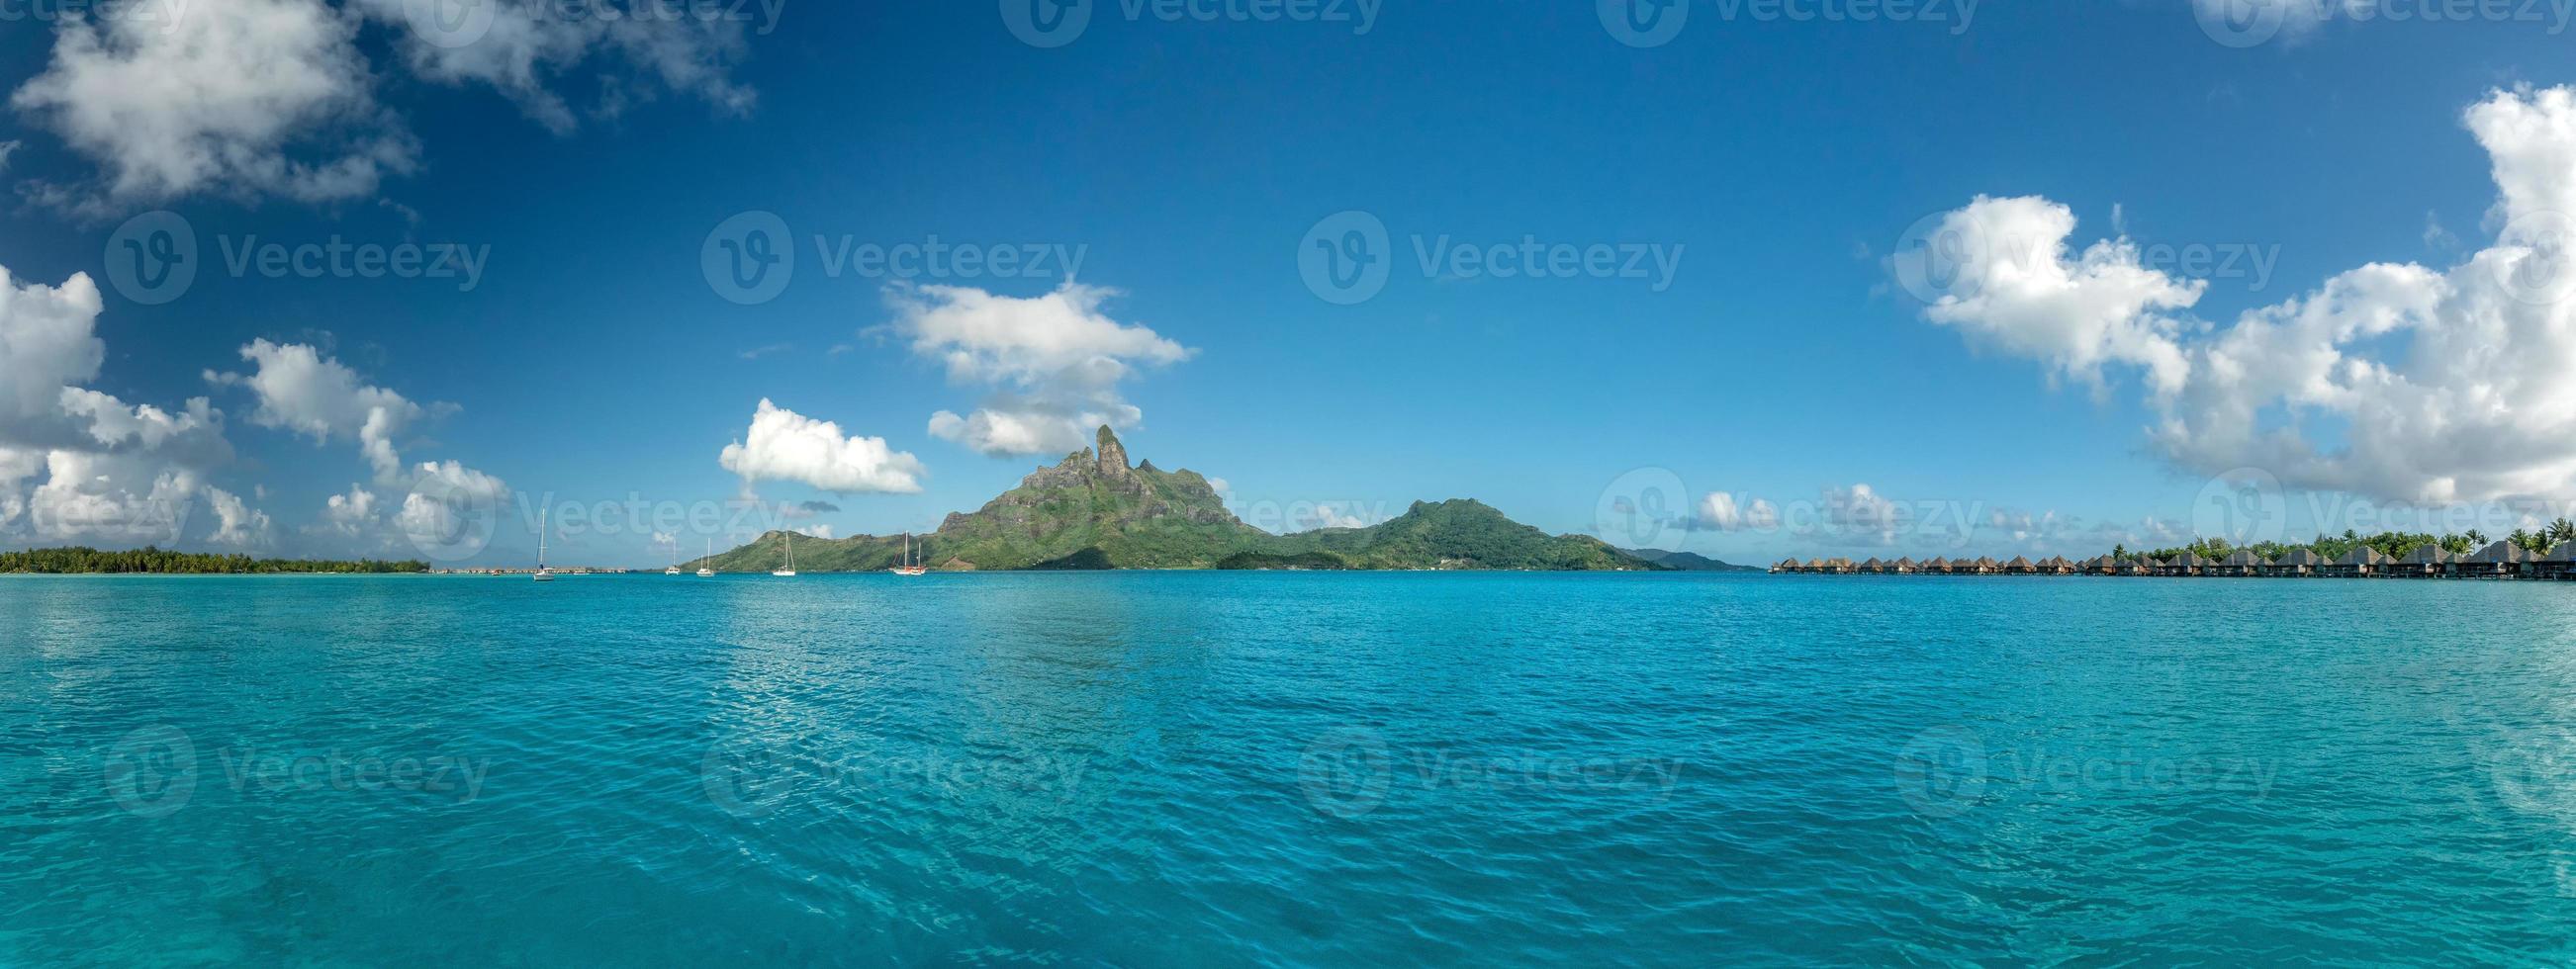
[772,531,797,577]
[533,508,554,582]
[891,532,927,576]
[696,537,714,577]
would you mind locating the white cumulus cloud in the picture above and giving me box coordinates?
[209,339,427,484]
[1908,85,2576,505]
[10,0,414,205]
[719,398,925,494]
[892,282,1192,458]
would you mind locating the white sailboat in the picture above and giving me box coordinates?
[891,532,927,576]
[772,531,797,577]
[696,537,714,577]
[532,508,554,582]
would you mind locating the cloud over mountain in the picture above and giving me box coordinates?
[719,398,926,494]
[893,282,1193,458]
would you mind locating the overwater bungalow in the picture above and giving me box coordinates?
[1773,558,1800,573]
[2118,557,2159,576]
[2265,549,2326,577]
[1803,558,1825,573]
[2082,555,2119,575]
[2323,546,2388,578]
[2003,556,2038,575]
[1829,558,1859,574]
[2539,544,2576,580]
[2212,550,2262,577]
[2389,544,2453,578]
[2041,556,2077,575]
[2159,552,2208,577]
[2460,541,2534,579]
[1858,557,1885,573]
[1891,557,1917,573]
[1920,557,1952,574]
[1959,557,1998,574]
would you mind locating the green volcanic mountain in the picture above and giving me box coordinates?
[690,427,1657,573]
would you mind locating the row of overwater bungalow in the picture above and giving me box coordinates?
[1770,542,2576,579]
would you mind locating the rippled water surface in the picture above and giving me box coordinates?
[7,573,2576,965]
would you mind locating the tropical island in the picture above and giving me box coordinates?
[0,547,430,574]
[1773,525,2576,579]
[691,427,1660,573]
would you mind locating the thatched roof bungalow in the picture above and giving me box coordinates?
[2265,549,2326,577]
[2461,541,2534,579]
[2003,556,2038,574]
[2323,546,2387,578]
[1859,557,1886,573]
[1773,558,1800,573]
[1920,557,1952,574]
[2533,543,2576,579]
[2212,550,2262,577]
[2118,557,2159,576]
[2387,544,2453,578]
[2041,556,2077,575]
[2159,552,2208,576]
[1892,557,1917,573]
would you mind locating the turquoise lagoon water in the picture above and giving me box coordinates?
[6,572,2576,965]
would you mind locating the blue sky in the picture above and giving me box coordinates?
[4,0,2576,567]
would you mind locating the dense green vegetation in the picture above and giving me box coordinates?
[2113,519,2576,563]
[0,547,428,574]
[687,428,1660,573]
